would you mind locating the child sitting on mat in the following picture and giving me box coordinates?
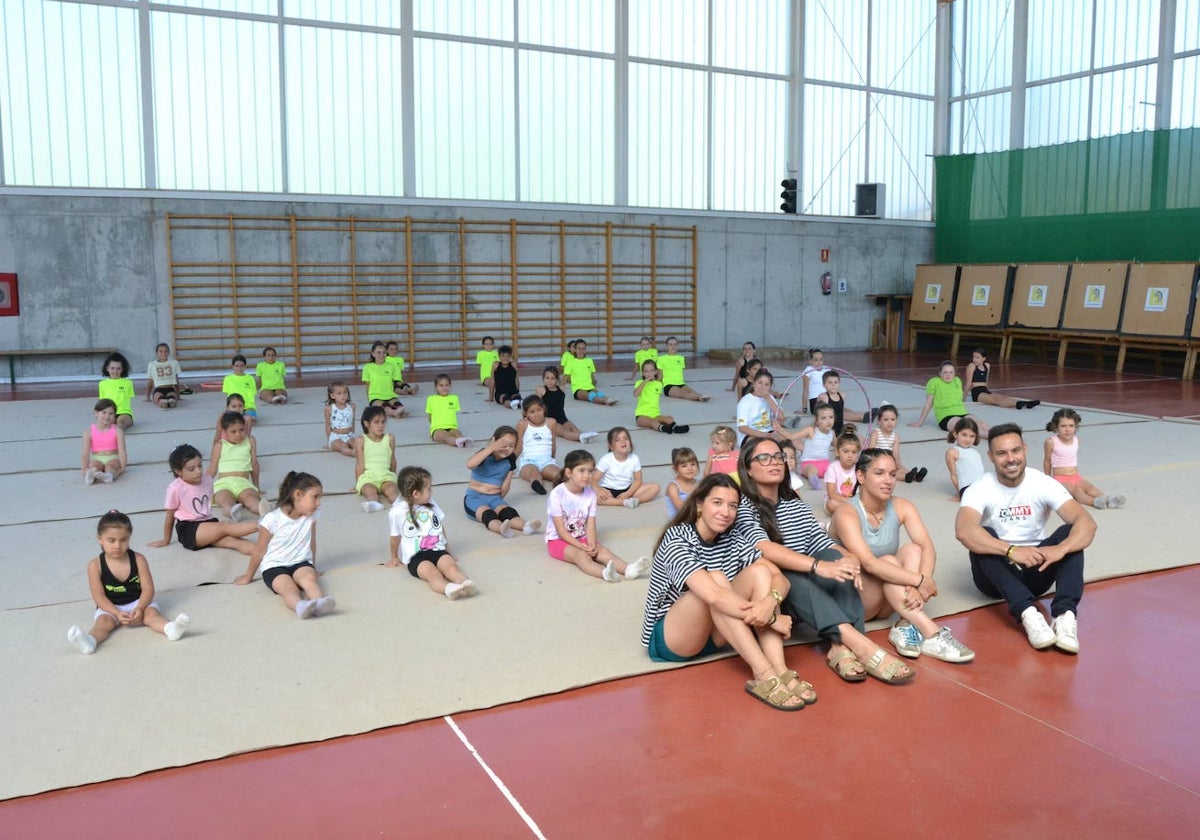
[68,510,191,655]
[388,466,477,600]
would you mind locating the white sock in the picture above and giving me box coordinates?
[1094,495,1110,509]
[314,596,337,616]
[84,468,97,485]
[164,612,191,641]
[230,502,244,521]
[622,497,639,509]
[602,560,622,582]
[581,431,599,443]
[460,579,478,597]
[625,556,651,580]
[523,520,542,536]
[99,471,114,484]
[500,521,516,538]
[68,625,96,655]
[295,599,316,619]
[445,581,466,600]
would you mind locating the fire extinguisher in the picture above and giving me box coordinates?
[820,271,832,296]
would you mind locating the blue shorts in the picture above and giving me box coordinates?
[243,408,258,419]
[647,617,724,663]
[463,490,507,518]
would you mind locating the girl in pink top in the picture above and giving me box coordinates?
[147,444,259,554]
[1043,409,1126,509]
[81,399,127,485]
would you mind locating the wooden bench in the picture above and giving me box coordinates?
[0,348,118,384]
[908,323,1004,358]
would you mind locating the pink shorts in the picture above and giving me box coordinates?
[547,536,588,561]
[801,459,830,477]
[1054,473,1082,486]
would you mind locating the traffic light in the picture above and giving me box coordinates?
[780,178,798,214]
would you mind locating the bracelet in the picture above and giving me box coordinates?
[767,610,778,626]
[810,557,821,574]
[1005,544,1016,560]
[769,588,784,605]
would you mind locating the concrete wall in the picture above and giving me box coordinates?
[0,192,933,380]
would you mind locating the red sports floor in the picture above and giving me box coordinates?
[4,350,1198,838]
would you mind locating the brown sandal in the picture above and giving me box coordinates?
[780,669,818,704]
[828,649,867,682]
[864,648,916,684]
[744,676,806,711]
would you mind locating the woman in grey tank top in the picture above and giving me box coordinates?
[828,449,975,664]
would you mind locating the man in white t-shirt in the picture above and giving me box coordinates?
[955,423,1096,653]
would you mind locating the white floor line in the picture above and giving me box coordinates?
[444,715,548,840]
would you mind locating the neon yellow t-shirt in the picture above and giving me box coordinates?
[425,393,460,433]
[657,353,687,387]
[634,378,663,418]
[926,376,967,423]
[559,352,575,380]
[256,360,286,390]
[362,362,395,402]
[98,378,135,418]
[634,348,658,369]
[386,354,406,383]
[570,357,596,392]
[476,349,499,384]
[222,373,257,410]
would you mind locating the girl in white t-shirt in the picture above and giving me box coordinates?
[823,425,862,515]
[388,466,477,600]
[593,426,661,509]
[547,450,650,581]
[235,471,335,620]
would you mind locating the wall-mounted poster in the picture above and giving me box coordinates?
[924,283,941,304]
[0,274,18,316]
[1028,285,1047,307]
[1084,285,1105,308]
[972,285,990,306]
[1144,287,1168,312]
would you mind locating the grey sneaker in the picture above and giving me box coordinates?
[888,620,923,658]
[920,627,976,662]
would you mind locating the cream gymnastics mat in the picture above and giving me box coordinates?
[0,370,1192,799]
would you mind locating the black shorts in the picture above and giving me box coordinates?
[970,386,990,402]
[604,483,631,496]
[407,549,450,578]
[938,415,967,432]
[663,384,679,396]
[153,385,179,398]
[262,561,315,591]
[175,517,219,551]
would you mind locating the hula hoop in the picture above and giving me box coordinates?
[200,381,223,390]
[777,366,873,421]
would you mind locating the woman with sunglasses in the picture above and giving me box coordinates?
[731,437,916,685]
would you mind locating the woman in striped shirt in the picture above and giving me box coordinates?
[642,474,814,711]
[733,437,916,685]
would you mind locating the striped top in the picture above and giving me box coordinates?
[641,524,756,647]
[731,496,835,557]
[874,430,896,451]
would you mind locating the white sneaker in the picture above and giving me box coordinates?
[622,497,640,509]
[1020,606,1057,650]
[920,626,976,662]
[580,431,600,443]
[888,620,923,658]
[602,560,622,582]
[164,613,191,641]
[624,556,651,580]
[1052,611,1079,654]
[68,625,96,655]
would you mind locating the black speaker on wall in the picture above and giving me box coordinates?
[855,183,884,218]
